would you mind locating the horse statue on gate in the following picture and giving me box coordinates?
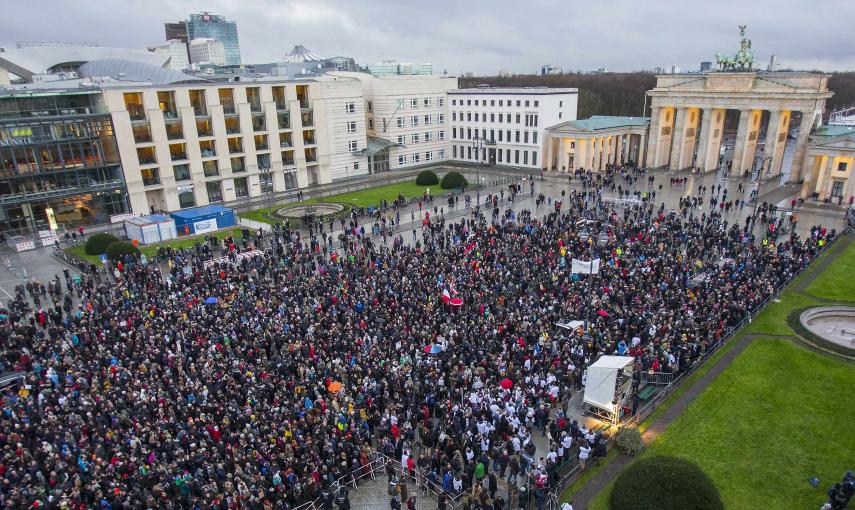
[715,25,756,71]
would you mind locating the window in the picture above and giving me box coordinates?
[467,113,471,121]
[438,97,444,107]
[424,132,432,142]
[498,100,503,107]
[411,98,418,108]
[353,162,359,171]
[398,154,407,165]
[516,114,521,124]
[368,119,374,129]
[397,117,405,128]
[837,162,848,172]
[559,101,563,107]
[467,146,472,159]
[367,101,373,112]
[424,98,431,107]
[346,121,357,133]
[569,141,575,149]
[506,130,511,141]
[412,133,420,143]
[411,116,419,127]
[525,100,530,107]
[516,100,521,107]
[452,112,457,121]
[178,186,196,209]
[467,128,472,139]
[397,135,405,145]
[467,100,471,106]
[558,112,563,119]
[396,98,404,108]
[424,115,432,125]
[452,99,457,106]
[439,149,445,159]
[438,131,445,141]
[490,100,495,106]
[475,113,479,122]
[534,100,539,107]
[413,153,420,163]
[506,149,511,162]
[173,164,191,181]
[345,102,356,113]
[533,132,538,144]
[425,151,432,162]
[452,127,457,139]
[453,146,457,158]
[524,131,529,143]
[498,149,503,163]
[490,113,495,122]
[506,114,511,123]
[515,131,521,143]
[523,151,528,165]
[438,114,444,124]
[532,151,538,164]
[348,140,358,151]
[515,150,520,164]
[498,130,503,142]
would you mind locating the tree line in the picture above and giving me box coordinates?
[460,72,855,120]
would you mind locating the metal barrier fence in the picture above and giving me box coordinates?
[639,371,675,386]
[542,237,836,509]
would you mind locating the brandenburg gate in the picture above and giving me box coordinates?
[645,71,831,181]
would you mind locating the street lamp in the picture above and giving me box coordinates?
[472,135,484,206]
[260,166,272,215]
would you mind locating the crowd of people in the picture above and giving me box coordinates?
[0,170,840,510]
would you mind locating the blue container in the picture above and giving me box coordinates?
[170,205,236,235]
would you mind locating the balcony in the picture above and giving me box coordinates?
[301,111,313,127]
[136,147,156,166]
[255,141,269,151]
[128,104,146,122]
[252,116,266,132]
[305,148,317,163]
[142,175,161,186]
[221,101,237,115]
[196,119,213,137]
[170,152,187,162]
[225,117,241,135]
[138,155,157,165]
[278,113,291,130]
[133,123,152,143]
[161,109,179,120]
[165,122,184,141]
[228,139,243,154]
[200,148,217,158]
[203,161,219,177]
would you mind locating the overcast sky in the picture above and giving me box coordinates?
[4,0,854,74]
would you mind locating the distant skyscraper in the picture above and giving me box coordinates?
[541,64,562,75]
[164,22,188,43]
[155,40,190,70]
[700,61,713,72]
[368,60,433,76]
[185,12,241,66]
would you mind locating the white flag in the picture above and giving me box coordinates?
[571,258,601,274]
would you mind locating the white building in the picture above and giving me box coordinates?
[448,87,578,169]
[100,76,368,214]
[368,60,434,76]
[154,40,190,71]
[189,38,226,66]
[330,72,457,172]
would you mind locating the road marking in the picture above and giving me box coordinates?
[0,283,12,299]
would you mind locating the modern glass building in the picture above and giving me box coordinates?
[186,12,241,66]
[0,89,129,234]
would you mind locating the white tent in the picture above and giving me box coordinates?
[124,214,177,245]
[583,356,635,421]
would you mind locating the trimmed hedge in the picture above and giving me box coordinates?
[415,170,439,186]
[610,455,723,510]
[440,171,468,190]
[613,427,644,457]
[84,233,118,255]
[105,241,140,262]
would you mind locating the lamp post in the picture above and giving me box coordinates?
[260,166,272,216]
[750,155,772,231]
[472,135,484,206]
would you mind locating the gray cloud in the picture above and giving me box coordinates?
[3,0,854,74]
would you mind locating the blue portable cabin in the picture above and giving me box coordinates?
[170,205,236,236]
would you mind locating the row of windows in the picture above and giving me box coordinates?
[451,112,539,126]
[395,131,446,145]
[397,149,446,165]
[394,97,446,109]
[452,127,538,145]
[452,145,539,166]
[451,98,540,108]
[394,114,446,128]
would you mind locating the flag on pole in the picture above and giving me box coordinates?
[571,258,601,274]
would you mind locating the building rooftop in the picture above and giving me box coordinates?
[812,125,855,139]
[0,44,169,81]
[548,115,650,133]
[282,45,326,63]
[450,86,577,95]
[79,59,204,85]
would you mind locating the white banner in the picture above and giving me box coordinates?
[15,240,36,252]
[193,219,218,234]
[203,249,264,269]
[110,213,140,224]
[571,258,601,274]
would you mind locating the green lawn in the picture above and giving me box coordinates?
[239,180,451,224]
[66,228,245,264]
[584,236,855,510]
[804,240,855,301]
[588,339,855,510]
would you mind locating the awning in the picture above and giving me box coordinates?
[362,136,398,157]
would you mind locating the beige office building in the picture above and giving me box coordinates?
[329,72,458,173]
[101,77,368,215]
